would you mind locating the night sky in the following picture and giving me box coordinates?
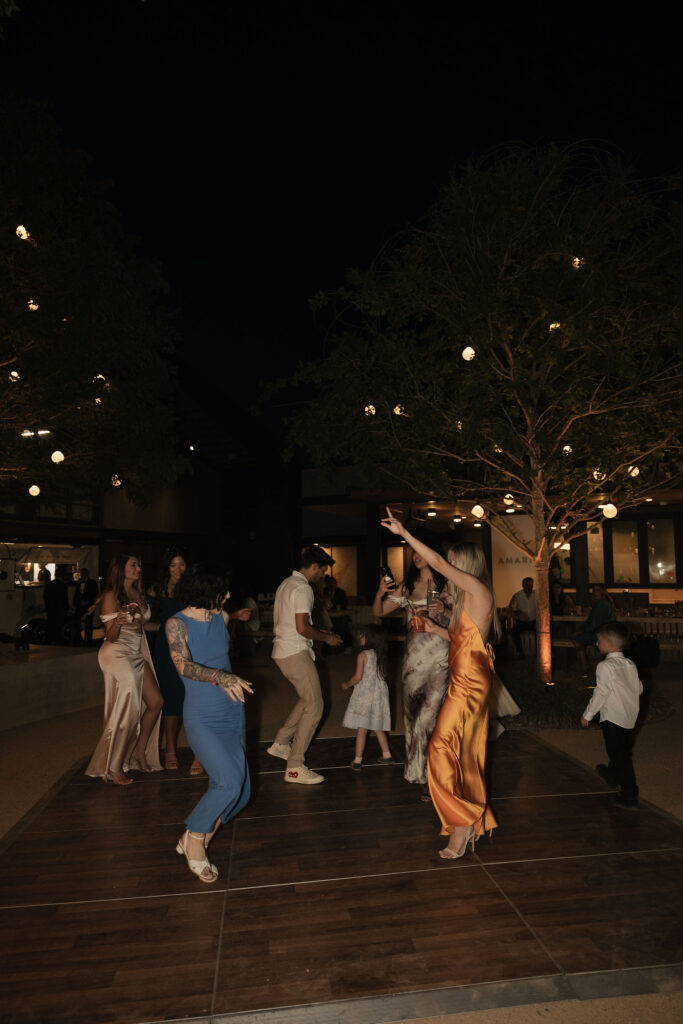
[1,0,680,397]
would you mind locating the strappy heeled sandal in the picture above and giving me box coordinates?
[176,831,218,883]
[439,825,475,860]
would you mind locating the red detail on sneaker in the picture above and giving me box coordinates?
[287,771,298,779]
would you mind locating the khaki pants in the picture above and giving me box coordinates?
[273,651,323,768]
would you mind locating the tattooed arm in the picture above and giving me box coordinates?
[165,616,254,703]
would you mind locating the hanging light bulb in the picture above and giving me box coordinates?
[364,404,376,417]
[592,467,606,481]
[393,404,405,416]
[572,257,584,269]
[456,420,463,431]
[21,429,35,438]
[27,298,39,311]
[9,370,20,382]
[505,508,515,514]
[493,443,503,453]
[188,444,195,452]
[549,322,561,331]
[503,494,514,505]
[471,504,485,519]
[28,484,40,497]
[93,373,107,383]
[473,522,482,528]
[453,516,462,523]
[16,225,30,240]
[50,450,65,464]
[111,474,123,487]
[94,397,102,405]
[562,445,573,454]
[36,429,51,435]
[602,503,618,519]
[627,465,640,478]
[461,346,475,361]
[427,510,437,518]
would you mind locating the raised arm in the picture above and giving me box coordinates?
[165,615,253,702]
[381,507,492,608]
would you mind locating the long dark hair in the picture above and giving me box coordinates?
[176,561,232,611]
[403,539,446,596]
[357,624,388,681]
[157,547,187,599]
[106,553,144,608]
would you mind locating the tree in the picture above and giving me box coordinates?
[283,146,683,685]
[1,99,179,504]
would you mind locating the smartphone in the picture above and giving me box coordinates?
[379,565,394,584]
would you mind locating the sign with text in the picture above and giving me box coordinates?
[491,516,536,606]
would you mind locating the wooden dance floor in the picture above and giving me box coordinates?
[1,730,682,1024]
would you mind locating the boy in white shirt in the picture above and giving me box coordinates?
[581,621,642,809]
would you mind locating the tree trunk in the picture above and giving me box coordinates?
[532,488,553,686]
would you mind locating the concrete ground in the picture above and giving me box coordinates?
[1,646,681,1023]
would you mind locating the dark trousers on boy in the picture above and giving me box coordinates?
[600,719,638,806]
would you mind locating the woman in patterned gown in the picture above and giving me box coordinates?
[382,509,501,859]
[372,541,450,794]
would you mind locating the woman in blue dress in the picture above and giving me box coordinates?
[166,562,253,883]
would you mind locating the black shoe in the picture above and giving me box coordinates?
[596,764,617,787]
[614,793,639,810]
[350,760,362,772]
[376,754,398,764]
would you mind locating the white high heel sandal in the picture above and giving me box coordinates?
[439,825,476,860]
[176,831,218,883]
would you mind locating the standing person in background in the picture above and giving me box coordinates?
[573,584,616,672]
[44,565,69,644]
[507,576,536,657]
[373,542,450,798]
[267,546,342,784]
[85,554,163,784]
[73,568,99,646]
[382,509,500,859]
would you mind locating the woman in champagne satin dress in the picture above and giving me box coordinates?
[86,554,164,784]
[381,510,501,859]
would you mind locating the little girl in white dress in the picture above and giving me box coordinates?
[342,625,395,769]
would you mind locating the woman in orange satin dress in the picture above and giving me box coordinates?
[381,509,502,859]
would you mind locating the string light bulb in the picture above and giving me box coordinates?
[572,257,584,269]
[9,370,20,382]
[549,322,561,331]
[427,510,437,517]
[28,484,40,497]
[364,404,376,417]
[603,503,618,519]
[505,508,515,514]
[593,468,606,482]
[562,445,573,454]
[50,450,65,464]
[456,420,463,431]
[471,504,485,519]
[461,346,476,361]
[393,404,405,416]
[627,465,640,477]
[111,474,122,487]
[493,443,503,453]
[27,299,39,311]
[16,225,30,240]
[21,429,35,437]
[503,494,514,505]
[453,516,462,523]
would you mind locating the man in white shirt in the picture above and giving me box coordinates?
[581,621,642,809]
[508,576,537,657]
[267,546,343,784]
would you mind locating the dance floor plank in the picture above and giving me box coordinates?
[214,868,558,1014]
[0,893,224,1024]
[487,848,683,972]
[2,730,681,1024]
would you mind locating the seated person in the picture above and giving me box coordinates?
[507,576,536,657]
[573,584,616,670]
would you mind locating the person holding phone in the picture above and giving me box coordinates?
[372,542,451,796]
[85,554,164,785]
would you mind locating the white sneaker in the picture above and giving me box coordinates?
[266,742,291,760]
[284,765,324,785]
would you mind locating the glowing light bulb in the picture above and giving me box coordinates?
[21,429,34,437]
[453,516,462,523]
[9,370,20,381]
[427,510,437,518]
[549,322,561,331]
[549,525,557,530]
[94,397,102,405]
[16,225,30,240]
[364,404,376,417]
[572,257,584,269]
[503,494,514,505]
[393,404,405,416]
[36,429,50,435]
[593,468,606,481]
[456,420,463,431]
[505,508,515,514]
[645,497,653,502]
[50,450,65,464]
[28,484,40,497]
[93,373,107,383]
[189,445,195,452]
[473,522,482,528]
[562,445,573,454]
[27,299,38,311]
[627,465,640,477]
[111,474,122,487]
[462,346,475,361]
[471,504,485,519]
[602,503,618,519]
[493,443,503,453]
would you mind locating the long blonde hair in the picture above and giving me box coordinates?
[446,542,502,642]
